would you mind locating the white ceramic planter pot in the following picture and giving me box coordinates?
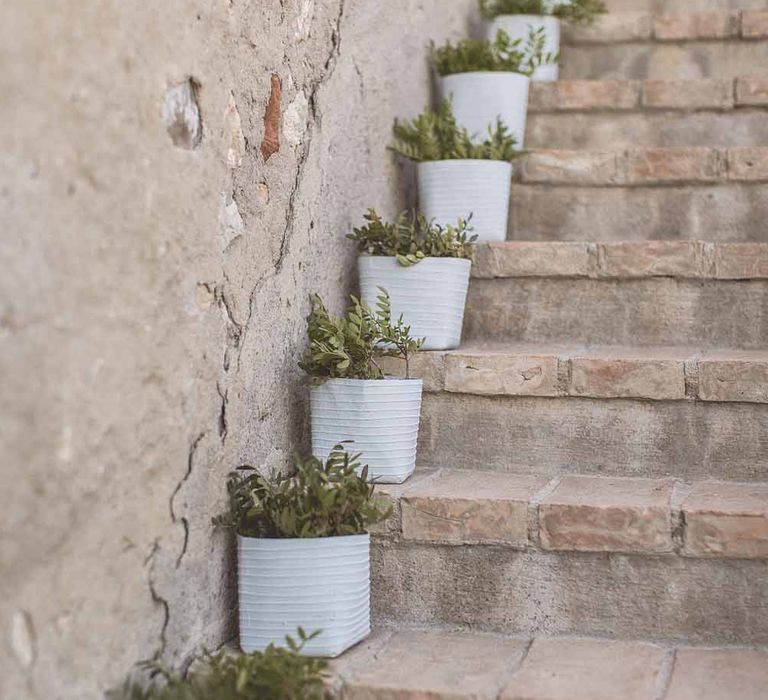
[418,159,512,242]
[358,256,471,351]
[485,15,560,82]
[440,72,530,147]
[311,378,422,484]
[238,534,370,657]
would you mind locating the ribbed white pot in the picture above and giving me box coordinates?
[310,378,423,484]
[358,256,471,351]
[485,15,560,82]
[238,534,370,658]
[440,72,530,147]
[418,160,512,242]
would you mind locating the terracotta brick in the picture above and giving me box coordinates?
[698,357,768,402]
[520,149,624,185]
[713,242,768,279]
[569,355,686,400]
[599,240,703,278]
[735,76,768,106]
[378,352,445,392]
[627,147,725,184]
[530,80,639,112]
[727,146,768,181]
[565,12,652,43]
[666,648,768,700]
[444,351,560,397]
[539,475,674,553]
[371,470,439,536]
[500,638,667,700]
[683,481,768,559]
[343,629,528,700]
[741,10,768,38]
[401,470,548,545]
[472,241,592,279]
[654,12,740,40]
[642,79,733,110]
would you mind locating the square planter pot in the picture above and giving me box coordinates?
[440,71,530,147]
[358,256,471,351]
[238,534,370,658]
[418,159,512,242]
[485,15,560,82]
[310,378,423,484]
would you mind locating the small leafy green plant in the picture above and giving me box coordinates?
[432,28,556,76]
[348,209,477,266]
[108,630,329,700]
[299,291,423,380]
[479,0,607,25]
[215,446,392,538]
[390,99,521,162]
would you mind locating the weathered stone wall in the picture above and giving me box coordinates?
[0,1,476,697]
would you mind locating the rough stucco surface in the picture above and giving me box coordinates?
[0,1,476,697]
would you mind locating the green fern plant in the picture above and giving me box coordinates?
[348,209,477,266]
[108,631,329,700]
[298,291,423,380]
[479,0,607,25]
[432,27,556,76]
[214,445,392,539]
[390,99,521,162]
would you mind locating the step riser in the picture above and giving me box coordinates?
[417,394,768,481]
[465,278,768,348]
[560,42,768,81]
[603,0,768,12]
[528,110,768,148]
[372,543,768,645]
[509,184,768,241]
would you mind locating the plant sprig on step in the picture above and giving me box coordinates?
[298,291,423,380]
[349,209,478,266]
[390,99,521,162]
[479,0,607,25]
[432,28,556,77]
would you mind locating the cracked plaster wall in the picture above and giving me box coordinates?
[0,1,476,697]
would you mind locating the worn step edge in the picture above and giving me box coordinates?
[529,77,768,112]
[381,346,768,403]
[372,469,768,560]
[562,10,768,45]
[332,627,768,700]
[470,240,768,280]
[516,147,768,185]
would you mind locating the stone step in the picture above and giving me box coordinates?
[560,11,768,80]
[509,147,768,241]
[366,471,768,645]
[527,78,768,148]
[604,0,768,11]
[333,628,768,700]
[464,241,768,348]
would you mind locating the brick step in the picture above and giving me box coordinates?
[367,471,768,645]
[527,78,768,148]
[464,241,768,348]
[559,11,768,80]
[333,628,768,700]
[509,148,768,241]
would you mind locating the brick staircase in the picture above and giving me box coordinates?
[333,3,768,698]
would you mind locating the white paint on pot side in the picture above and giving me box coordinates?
[418,160,512,242]
[486,15,560,82]
[310,378,423,484]
[238,534,370,658]
[358,256,471,350]
[440,72,530,147]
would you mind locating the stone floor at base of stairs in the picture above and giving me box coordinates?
[331,626,768,700]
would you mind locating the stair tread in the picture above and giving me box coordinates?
[333,627,768,700]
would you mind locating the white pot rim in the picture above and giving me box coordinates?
[420,158,512,166]
[238,532,370,543]
[441,69,530,79]
[312,377,423,386]
[493,13,554,20]
[359,254,472,265]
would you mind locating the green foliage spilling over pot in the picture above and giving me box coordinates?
[298,291,423,380]
[432,28,556,76]
[390,99,521,162]
[348,209,477,266]
[108,630,329,700]
[479,0,607,25]
[216,446,392,538]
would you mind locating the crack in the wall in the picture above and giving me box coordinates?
[169,432,206,567]
[217,382,229,441]
[144,539,170,659]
